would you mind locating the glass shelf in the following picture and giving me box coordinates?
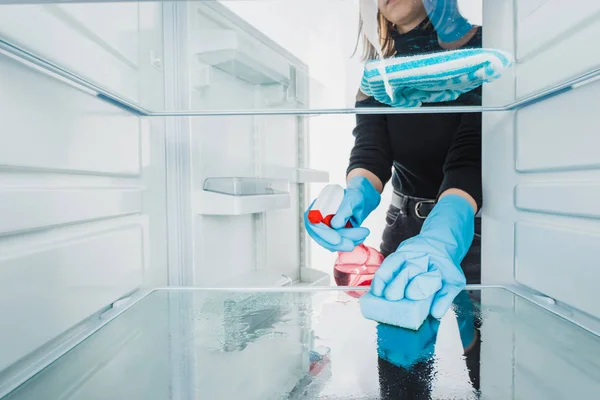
[4,286,600,399]
[203,177,289,196]
[0,0,597,116]
[197,178,291,214]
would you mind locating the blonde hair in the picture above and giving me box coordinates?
[353,11,431,62]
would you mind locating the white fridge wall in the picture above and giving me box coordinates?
[188,2,309,286]
[480,0,600,395]
[516,0,600,98]
[513,82,600,319]
[190,115,303,287]
[482,0,600,320]
[0,3,167,375]
[0,3,165,111]
[261,114,301,280]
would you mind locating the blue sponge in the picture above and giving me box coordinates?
[359,292,433,331]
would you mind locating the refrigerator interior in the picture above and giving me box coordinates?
[1,0,600,398]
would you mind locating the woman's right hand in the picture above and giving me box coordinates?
[304,176,381,252]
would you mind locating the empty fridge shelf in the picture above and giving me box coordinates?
[3,286,600,400]
[195,177,290,215]
[203,177,289,196]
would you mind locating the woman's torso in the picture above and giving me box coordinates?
[373,19,483,199]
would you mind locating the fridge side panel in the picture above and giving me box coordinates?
[516,0,600,98]
[479,0,520,397]
[512,79,600,319]
[481,0,518,286]
[0,45,164,375]
[483,0,600,316]
[0,4,140,104]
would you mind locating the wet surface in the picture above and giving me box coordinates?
[5,287,600,399]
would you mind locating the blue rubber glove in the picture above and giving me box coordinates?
[304,176,381,252]
[376,316,441,368]
[371,194,475,319]
[422,0,473,43]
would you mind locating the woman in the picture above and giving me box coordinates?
[304,0,482,392]
[306,0,482,321]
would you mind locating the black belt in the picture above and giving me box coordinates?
[390,191,436,219]
[391,191,482,222]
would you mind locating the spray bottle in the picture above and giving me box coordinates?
[308,184,384,297]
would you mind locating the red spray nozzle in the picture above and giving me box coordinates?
[308,184,351,228]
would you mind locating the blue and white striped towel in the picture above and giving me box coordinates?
[360,48,514,107]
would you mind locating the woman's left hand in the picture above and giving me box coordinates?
[371,194,475,319]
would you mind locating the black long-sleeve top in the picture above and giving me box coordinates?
[347,19,483,209]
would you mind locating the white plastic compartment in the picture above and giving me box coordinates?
[0,47,157,379]
[195,177,290,215]
[203,177,289,196]
[191,27,291,86]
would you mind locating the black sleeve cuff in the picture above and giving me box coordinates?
[346,162,393,188]
[437,167,482,210]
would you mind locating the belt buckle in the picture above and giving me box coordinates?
[415,200,435,219]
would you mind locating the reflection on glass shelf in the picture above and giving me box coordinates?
[1,0,598,115]
[4,287,600,399]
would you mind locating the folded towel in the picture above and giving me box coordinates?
[359,291,433,331]
[360,48,514,107]
[359,0,395,101]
